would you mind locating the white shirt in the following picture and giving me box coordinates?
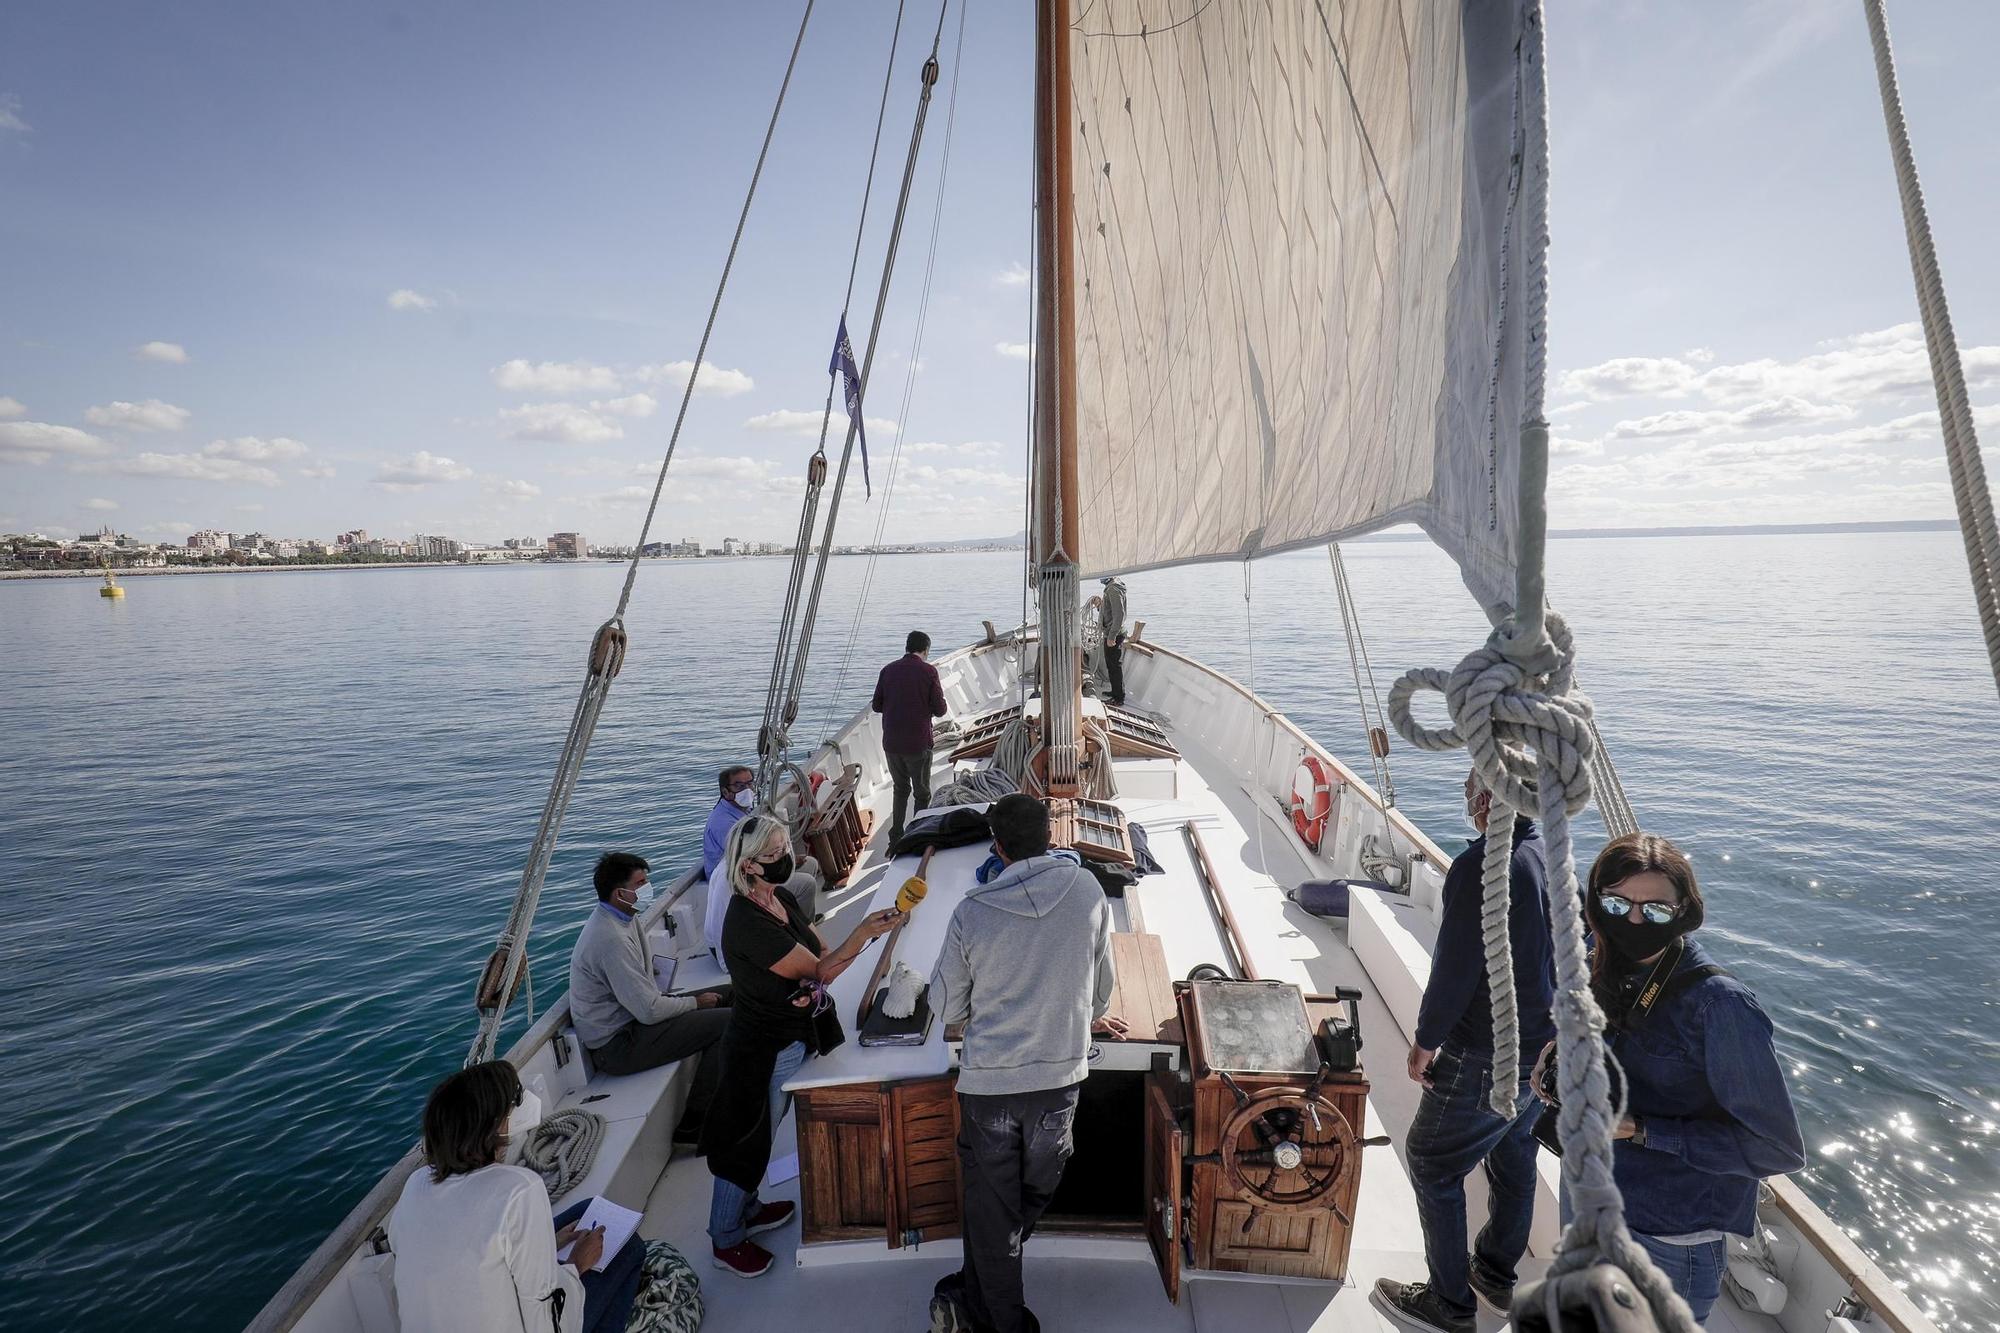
[387,1162,583,1333]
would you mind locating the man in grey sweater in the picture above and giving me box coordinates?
[569,853,730,1132]
[928,794,1124,1333]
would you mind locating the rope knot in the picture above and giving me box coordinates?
[1386,609,1594,817]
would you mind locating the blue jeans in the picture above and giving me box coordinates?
[707,1040,807,1248]
[1405,1046,1542,1320]
[552,1198,646,1333]
[1633,1232,1725,1326]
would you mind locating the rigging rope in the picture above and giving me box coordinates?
[465,0,818,1067]
[1862,0,2000,697]
[1326,543,1409,881]
[818,0,971,741]
[756,0,910,797]
[772,0,950,762]
[1390,5,1694,1328]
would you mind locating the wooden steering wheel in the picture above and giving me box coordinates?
[1217,1086,1359,1218]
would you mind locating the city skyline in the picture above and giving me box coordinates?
[3,3,1997,550]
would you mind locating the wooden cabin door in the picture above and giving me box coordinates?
[885,1074,962,1247]
[1143,1074,1185,1302]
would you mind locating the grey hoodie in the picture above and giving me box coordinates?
[930,853,1115,1096]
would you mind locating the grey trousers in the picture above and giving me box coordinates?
[955,1084,1079,1333]
[588,995,733,1134]
[885,748,933,842]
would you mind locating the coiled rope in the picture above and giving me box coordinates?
[1862,0,2000,698]
[521,1108,607,1204]
[1388,5,1695,1329]
[466,0,818,1067]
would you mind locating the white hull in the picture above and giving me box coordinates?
[256,634,1934,1333]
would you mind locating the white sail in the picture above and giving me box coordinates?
[1067,0,1539,612]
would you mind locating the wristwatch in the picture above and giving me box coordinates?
[1629,1115,1648,1149]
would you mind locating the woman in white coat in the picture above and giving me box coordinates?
[387,1061,642,1333]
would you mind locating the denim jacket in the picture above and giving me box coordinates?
[1606,936,1806,1237]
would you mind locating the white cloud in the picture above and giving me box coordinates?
[576,484,654,508]
[84,398,192,432]
[502,402,625,444]
[491,359,621,394]
[492,478,542,500]
[633,359,755,397]
[299,463,337,480]
[370,451,474,491]
[905,440,1006,458]
[1606,396,1855,441]
[995,341,1034,362]
[899,464,1023,490]
[135,341,190,364]
[387,288,437,312]
[110,452,281,485]
[0,95,28,135]
[745,408,898,437]
[0,396,25,420]
[1557,355,1702,400]
[1559,325,2000,406]
[595,393,657,419]
[82,497,119,512]
[204,436,308,461]
[233,504,265,514]
[0,421,115,464]
[995,262,1030,288]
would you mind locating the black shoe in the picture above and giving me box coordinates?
[1467,1259,1514,1315]
[1370,1279,1475,1333]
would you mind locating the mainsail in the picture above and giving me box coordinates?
[1064,0,1540,613]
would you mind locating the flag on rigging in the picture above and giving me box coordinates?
[830,315,871,498]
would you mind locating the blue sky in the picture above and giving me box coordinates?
[1,0,1995,546]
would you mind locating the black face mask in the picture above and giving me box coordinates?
[1590,899,1699,962]
[757,853,794,885]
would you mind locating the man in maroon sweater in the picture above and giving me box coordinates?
[873,630,949,845]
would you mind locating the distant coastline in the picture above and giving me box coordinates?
[1,519,1962,582]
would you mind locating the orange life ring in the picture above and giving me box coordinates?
[1291,755,1337,852]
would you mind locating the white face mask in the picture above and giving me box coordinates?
[1466,789,1488,833]
[731,788,755,810]
[507,1087,544,1142]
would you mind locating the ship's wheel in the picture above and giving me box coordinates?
[1217,1086,1359,1219]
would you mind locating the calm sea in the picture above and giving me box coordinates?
[1,533,1994,1331]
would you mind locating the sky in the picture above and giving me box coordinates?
[1,0,1996,548]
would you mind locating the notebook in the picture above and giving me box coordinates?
[556,1197,642,1273]
[860,984,934,1047]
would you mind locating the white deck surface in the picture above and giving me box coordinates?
[641,741,1779,1333]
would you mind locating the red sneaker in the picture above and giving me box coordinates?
[711,1239,774,1278]
[745,1199,796,1238]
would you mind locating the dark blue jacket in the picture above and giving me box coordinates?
[1416,818,1555,1066]
[1607,936,1806,1237]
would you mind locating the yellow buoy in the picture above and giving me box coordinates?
[99,560,125,598]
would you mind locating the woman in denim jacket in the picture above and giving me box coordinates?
[1542,832,1806,1325]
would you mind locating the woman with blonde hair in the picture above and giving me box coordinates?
[1539,832,1805,1326]
[698,814,901,1278]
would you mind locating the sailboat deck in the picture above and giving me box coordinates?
[628,739,1781,1333]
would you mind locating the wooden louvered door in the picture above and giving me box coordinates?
[885,1074,962,1247]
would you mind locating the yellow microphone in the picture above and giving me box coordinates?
[895,874,929,914]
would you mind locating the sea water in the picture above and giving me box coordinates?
[1,532,1993,1331]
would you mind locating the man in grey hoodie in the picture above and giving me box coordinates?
[928,793,1125,1333]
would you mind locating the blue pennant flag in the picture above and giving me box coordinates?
[829,315,870,498]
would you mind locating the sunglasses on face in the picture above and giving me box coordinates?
[1597,892,1684,926]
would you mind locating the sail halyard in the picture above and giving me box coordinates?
[1033,0,1084,795]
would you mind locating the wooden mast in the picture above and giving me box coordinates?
[1034,0,1084,796]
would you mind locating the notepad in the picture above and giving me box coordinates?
[557,1197,642,1273]
[651,953,677,991]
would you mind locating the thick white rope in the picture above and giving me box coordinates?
[1861,0,2000,697]
[521,1107,607,1204]
[1390,5,1695,1327]
[466,3,818,1067]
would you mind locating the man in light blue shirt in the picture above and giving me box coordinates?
[702,766,757,877]
[699,764,822,957]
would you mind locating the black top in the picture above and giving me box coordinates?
[721,887,821,1050]
[1414,817,1556,1064]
